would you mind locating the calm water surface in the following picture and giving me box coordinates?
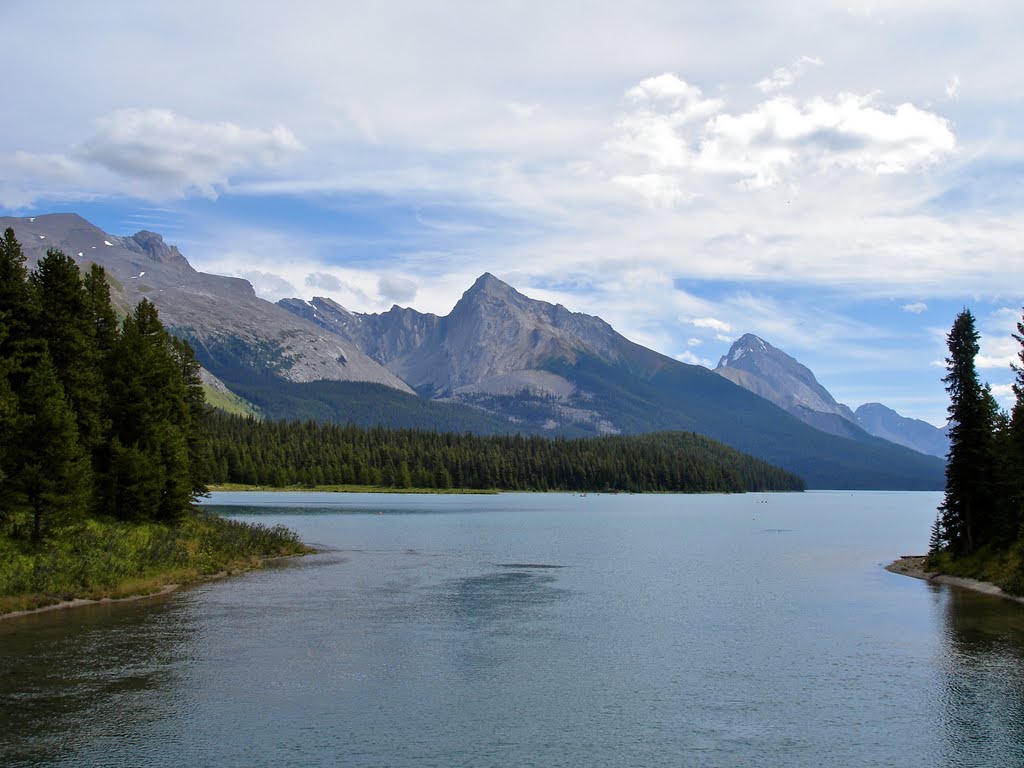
[2,491,1024,767]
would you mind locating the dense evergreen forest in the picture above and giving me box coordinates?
[0,228,207,540]
[0,230,302,612]
[928,307,1024,593]
[202,410,805,493]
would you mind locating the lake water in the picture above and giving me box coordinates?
[3,491,1024,767]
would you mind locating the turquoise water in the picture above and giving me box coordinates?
[3,491,1024,766]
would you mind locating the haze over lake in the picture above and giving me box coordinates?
[3,491,1024,767]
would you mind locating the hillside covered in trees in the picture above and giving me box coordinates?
[202,411,805,493]
[927,307,1024,593]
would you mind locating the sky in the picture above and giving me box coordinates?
[2,1,1022,426]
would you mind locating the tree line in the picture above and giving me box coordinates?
[931,307,1024,562]
[202,410,805,493]
[0,229,207,543]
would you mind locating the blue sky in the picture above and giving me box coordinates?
[2,1,1022,426]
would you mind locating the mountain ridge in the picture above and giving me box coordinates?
[3,213,946,489]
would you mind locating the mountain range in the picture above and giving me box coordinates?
[714,334,949,458]
[2,213,947,490]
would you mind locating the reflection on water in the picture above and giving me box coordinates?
[934,585,1024,766]
[0,597,188,767]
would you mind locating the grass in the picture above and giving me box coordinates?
[926,542,1024,596]
[0,513,312,616]
[206,482,499,494]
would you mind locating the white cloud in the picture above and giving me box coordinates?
[902,302,928,313]
[674,350,713,367]
[991,383,1015,399]
[756,56,823,94]
[945,75,961,99]
[611,80,956,191]
[687,337,703,346]
[238,270,297,299]
[305,272,343,291]
[76,109,303,198]
[378,275,417,305]
[691,317,732,333]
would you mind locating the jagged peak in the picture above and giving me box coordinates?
[310,296,351,315]
[465,272,517,297]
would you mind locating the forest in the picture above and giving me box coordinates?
[0,230,303,612]
[928,307,1024,593]
[202,411,806,493]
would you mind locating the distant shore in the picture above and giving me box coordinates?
[887,556,1024,607]
[206,483,499,494]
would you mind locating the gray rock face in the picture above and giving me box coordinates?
[0,213,413,393]
[714,334,861,438]
[280,272,628,400]
[854,402,950,458]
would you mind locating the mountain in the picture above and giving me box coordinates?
[3,213,946,489]
[282,277,946,490]
[1,213,412,393]
[714,333,866,439]
[854,403,950,459]
[714,333,951,458]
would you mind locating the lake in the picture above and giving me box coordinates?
[3,491,1024,767]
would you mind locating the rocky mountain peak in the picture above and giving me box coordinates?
[718,333,771,368]
[127,230,193,271]
[714,333,859,437]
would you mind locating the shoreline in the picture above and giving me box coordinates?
[886,556,1024,607]
[0,551,312,623]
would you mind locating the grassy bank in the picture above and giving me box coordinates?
[0,513,312,616]
[207,483,499,494]
[926,545,1024,597]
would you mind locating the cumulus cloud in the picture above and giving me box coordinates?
[77,109,303,197]
[611,74,957,192]
[687,337,703,346]
[756,56,823,94]
[378,275,417,304]
[902,302,928,313]
[691,317,732,333]
[238,270,297,300]
[306,271,343,291]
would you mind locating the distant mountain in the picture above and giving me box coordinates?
[282,276,946,490]
[714,333,950,459]
[854,403,949,459]
[2,213,947,489]
[714,334,863,439]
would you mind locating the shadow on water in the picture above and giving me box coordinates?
[0,597,190,767]
[932,584,1024,766]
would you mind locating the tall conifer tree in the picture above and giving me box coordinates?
[939,309,995,555]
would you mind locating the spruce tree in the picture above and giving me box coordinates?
[29,249,106,460]
[106,299,194,522]
[7,351,89,544]
[939,309,996,555]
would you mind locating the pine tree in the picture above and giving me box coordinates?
[29,249,106,458]
[939,309,996,555]
[7,351,89,544]
[105,300,194,522]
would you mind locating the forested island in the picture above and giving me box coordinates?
[921,308,1024,595]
